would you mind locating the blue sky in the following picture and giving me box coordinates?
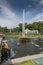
[0,0,43,28]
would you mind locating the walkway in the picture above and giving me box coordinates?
[1,53,43,65]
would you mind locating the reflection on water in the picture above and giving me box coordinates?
[6,37,43,58]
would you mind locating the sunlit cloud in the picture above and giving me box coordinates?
[0,0,43,28]
[29,13,43,23]
[0,18,18,28]
[40,0,43,5]
[0,0,21,28]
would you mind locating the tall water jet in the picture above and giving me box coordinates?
[20,9,28,43]
[22,9,25,33]
[22,9,25,37]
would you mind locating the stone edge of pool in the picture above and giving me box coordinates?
[1,53,43,65]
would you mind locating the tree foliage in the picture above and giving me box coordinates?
[0,21,43,34]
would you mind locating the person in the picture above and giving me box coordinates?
[1,40,10,61]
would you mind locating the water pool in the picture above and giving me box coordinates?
[32,58,43,64]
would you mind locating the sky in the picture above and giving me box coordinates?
[0,0,43,28]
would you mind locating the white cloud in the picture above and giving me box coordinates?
[0,5,18,21]
[29,13,43,23]
[0,18,18,28]
[32,0,43,8]
[40,0,43,5]
[0,0,43,28]
[0,0,18,20]
[0,0,21,28]
[26,11,30,15]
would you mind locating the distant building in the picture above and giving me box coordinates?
[25,29,38,34]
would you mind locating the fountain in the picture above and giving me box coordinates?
[20,9,28,43]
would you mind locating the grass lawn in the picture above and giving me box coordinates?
[11,58,43,65]
[5,33,43,38]
[40,64,43,65]
[12,61,36,65]
[11,61,43,65]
